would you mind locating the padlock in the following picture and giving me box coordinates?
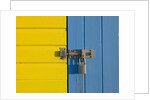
[78,58,86,74]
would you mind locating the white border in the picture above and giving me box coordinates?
[0,0,10,10]
[11,0,148,93]
[0,11,134,99]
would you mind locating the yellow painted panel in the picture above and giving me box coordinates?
[16,63,67,80]
[16,29,66,45]
[16,16,66,28]
[16,16,67,93]
[16,46,67,62]
[16,80,67,93]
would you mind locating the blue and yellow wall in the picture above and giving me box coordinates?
[16,16,119,93]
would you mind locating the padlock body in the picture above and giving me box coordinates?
[78,64,86,74]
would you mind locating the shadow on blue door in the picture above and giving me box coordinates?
[68,59,78,74]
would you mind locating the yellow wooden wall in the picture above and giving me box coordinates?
[16,16,67,93]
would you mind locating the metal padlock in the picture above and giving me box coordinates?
[78,58,86,74]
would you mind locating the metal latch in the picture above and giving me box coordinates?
[60,48,95,74]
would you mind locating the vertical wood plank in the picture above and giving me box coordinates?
[68,16,85,93]
[102,16,119,93]
[85,16,102,93]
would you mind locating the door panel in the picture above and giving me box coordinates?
[16,16,67,93]
[68,16,119,93]
[16,80,67,93]
[16,16,66,28]
[16,63,67,80]
[16,46,66,62]
[85,17,102,93]
[68,16,85,93]
[102,16,119,93]
[16,29,66,45]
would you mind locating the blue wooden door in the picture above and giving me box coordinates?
[68,16,119,93]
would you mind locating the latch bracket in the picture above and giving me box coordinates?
[60,48,95,60]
